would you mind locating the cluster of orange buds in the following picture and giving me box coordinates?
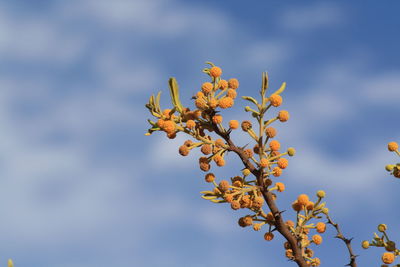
[145,62,241,170]
[282,190,328,266]
[362,224,399,266]
[145,62,338,265]
[385,141,400,178]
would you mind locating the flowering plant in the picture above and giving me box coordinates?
[144,62,360,266]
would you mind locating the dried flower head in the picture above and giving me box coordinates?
[241,120,252,131]
[265,127,277,138]
[231,200,240,210]
[179,145,190,156]
[264,232,274,241]
[201,144,212,155]
[199,157,210,172]
[219,180,230,192]
[252,196,264,209]
[184,140,193,147]
[205,173,215,183]
[292,200,302,212]
[214,155,226,167]
[243,216,253,226]
[306,201,314,211]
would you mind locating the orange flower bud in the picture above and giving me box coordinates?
[201,82,213,94]
[212,115,223,124]
[186,120,196,129]
[265,127,277,138]
[227,89,237,99]
[297,194,309,206]
[229,120,239,129]
[276,182,285,192]
[316,222,326,233]
[260,158,269,168]
[278,110,290,122]
[388,141,399,152]
[205,173,215,183]
[277,158,289,169]
[218,79,228,89]
[269,94,282,107]
[269,140,280,151]
[264,232,274,241]
[273,167,282,177]
[382,252,395,264]
[228,78,239,89]
[210,66,222,78]
[218,97,234,109]
[312,234,323,245]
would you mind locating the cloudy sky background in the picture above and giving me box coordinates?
[0,1,399,266]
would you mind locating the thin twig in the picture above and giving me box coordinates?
[326,214,358,267]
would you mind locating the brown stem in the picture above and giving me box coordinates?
[326,215,357,267]
[212,123,308,267]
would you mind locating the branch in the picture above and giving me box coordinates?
[326,214,358,267]
[212,123,308,267]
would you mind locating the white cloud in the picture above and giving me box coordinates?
[281,2,343,31]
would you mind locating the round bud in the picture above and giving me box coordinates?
[241,120,252,131]
[378,224,388,232]
[385,164,395,172]
[209,66,222,78]
[264,232,274,241]
[205,173,215,183]
[287,147,296,156]
[361,240,370,249]
[388,141,399,152]
[316,190,326,198]
[242,168,251,176]
[228,78,239,89]
[381,252,395,264]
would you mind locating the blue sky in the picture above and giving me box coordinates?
[0,1,399,266]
